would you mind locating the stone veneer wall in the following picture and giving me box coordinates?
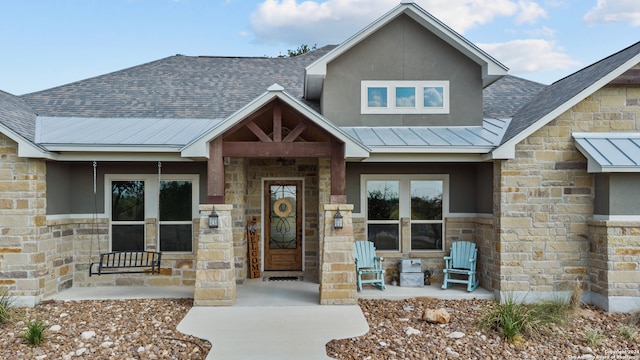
[495,84,640,303]
[588,220,640,312]
[0,135,48,306]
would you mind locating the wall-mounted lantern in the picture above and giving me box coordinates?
[208,210,219,228]
[333,210,343,229]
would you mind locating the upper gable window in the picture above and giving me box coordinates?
[361,80,449,114]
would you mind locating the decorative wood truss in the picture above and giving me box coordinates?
[208,99,345,204]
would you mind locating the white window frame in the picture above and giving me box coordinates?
[361,80,450,114]
[105,174,199,253]
[361,174,449,252]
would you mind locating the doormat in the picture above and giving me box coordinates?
[263,276,304,282]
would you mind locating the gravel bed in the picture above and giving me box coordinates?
[0,298,210,359]
[327,298,639,360]
[2,297,638,359]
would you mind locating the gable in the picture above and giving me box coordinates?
[321,13,483,127]
[305,2,507,101]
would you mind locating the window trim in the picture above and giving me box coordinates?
[105,174,199,253]
[361,80,450,114]
[361,174,449,252]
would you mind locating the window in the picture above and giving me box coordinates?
[361,81,449,114]
[363,175,447,251]
[108,174,198,253]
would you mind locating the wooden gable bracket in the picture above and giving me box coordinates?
[207,100,346,203]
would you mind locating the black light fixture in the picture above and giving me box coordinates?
[208,210,219,228]
[333,209,343,229]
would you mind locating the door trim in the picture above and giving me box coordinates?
[261,177,305,272]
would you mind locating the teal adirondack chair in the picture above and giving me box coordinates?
[442,241,479,292]
[354,241,385,291]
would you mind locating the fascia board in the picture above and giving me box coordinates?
[491,52,640,160]
[360,152,486,162]
[50,152,193,162]
[367,146,494,154]
[0,122,53,159]
[42,145,182,153]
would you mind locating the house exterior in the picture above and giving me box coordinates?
[0,1,639,311]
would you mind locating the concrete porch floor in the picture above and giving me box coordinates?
[45,279,494,359]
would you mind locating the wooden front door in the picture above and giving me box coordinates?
[264,180,303,271]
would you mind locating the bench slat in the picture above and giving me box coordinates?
[89,251,162,276]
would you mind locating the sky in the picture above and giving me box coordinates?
[1,0,639,95]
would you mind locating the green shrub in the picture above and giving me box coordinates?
[477,293,574,344]
[0,290,16,325]
[584,329,602,346]
[22,318,49,346]
[619,325,637,340]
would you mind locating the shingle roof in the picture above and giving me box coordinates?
[501,41,640,146]
[0,90,37,142]
[21,46,336,120]
[482,75,546,118]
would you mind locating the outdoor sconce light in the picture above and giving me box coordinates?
[333,210,343,229]
[208,210,219,228]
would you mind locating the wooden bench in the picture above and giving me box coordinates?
[89,251,162,276]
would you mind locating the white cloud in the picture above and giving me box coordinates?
[583,0,640,26]
[478,39,581,73]
[249,0,549,46]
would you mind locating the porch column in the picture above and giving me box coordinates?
[194,204,236,306]
[319,204,358,305]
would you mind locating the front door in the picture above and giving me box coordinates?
[264,180,303,271]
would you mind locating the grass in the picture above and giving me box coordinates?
[619,325,637,340]
[22,318,49,346]
[584,329,602,346]
[0,289,17,325]
[476,291,575,345]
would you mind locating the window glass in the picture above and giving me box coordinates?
[368,224,399,251]
[367,181,399,220]
[112,225,145,251]
[411,180,443,220]
[423,87,444,107]
[160,181,192,221]
[411,223,442,250]
[395,87,415,107]
[159,180,193,252]
[367,87,387,107]
[112,181,144,221]
[160,224,192,252]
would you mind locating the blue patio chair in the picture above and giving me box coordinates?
[442,241,479,292]
[354,241,385,291]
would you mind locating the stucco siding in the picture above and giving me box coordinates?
[322,14,483,127]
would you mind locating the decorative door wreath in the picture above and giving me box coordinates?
[273,198,293,218]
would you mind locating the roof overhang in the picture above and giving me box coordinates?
[491,52,640,160]
[574,132,640,173]
[304,1,508,100]
[181,84,371,160]
[0,122,53,159]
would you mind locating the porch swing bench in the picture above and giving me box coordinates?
[89,251,162,276]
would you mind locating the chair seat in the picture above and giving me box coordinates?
[354,241,385,291]
[441,241,479,292]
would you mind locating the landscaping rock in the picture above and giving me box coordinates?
[422,308,451,324]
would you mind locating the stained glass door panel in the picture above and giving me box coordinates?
[264,180,302,271]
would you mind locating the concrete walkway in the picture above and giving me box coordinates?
[46,279,494,359]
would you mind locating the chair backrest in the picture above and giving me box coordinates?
[354,241,377,269]
[450,241,477,270]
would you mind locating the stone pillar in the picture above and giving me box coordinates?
[194,204,236,306]
[319,204,357,305]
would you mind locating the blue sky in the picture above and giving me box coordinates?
[1,0,639,95]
